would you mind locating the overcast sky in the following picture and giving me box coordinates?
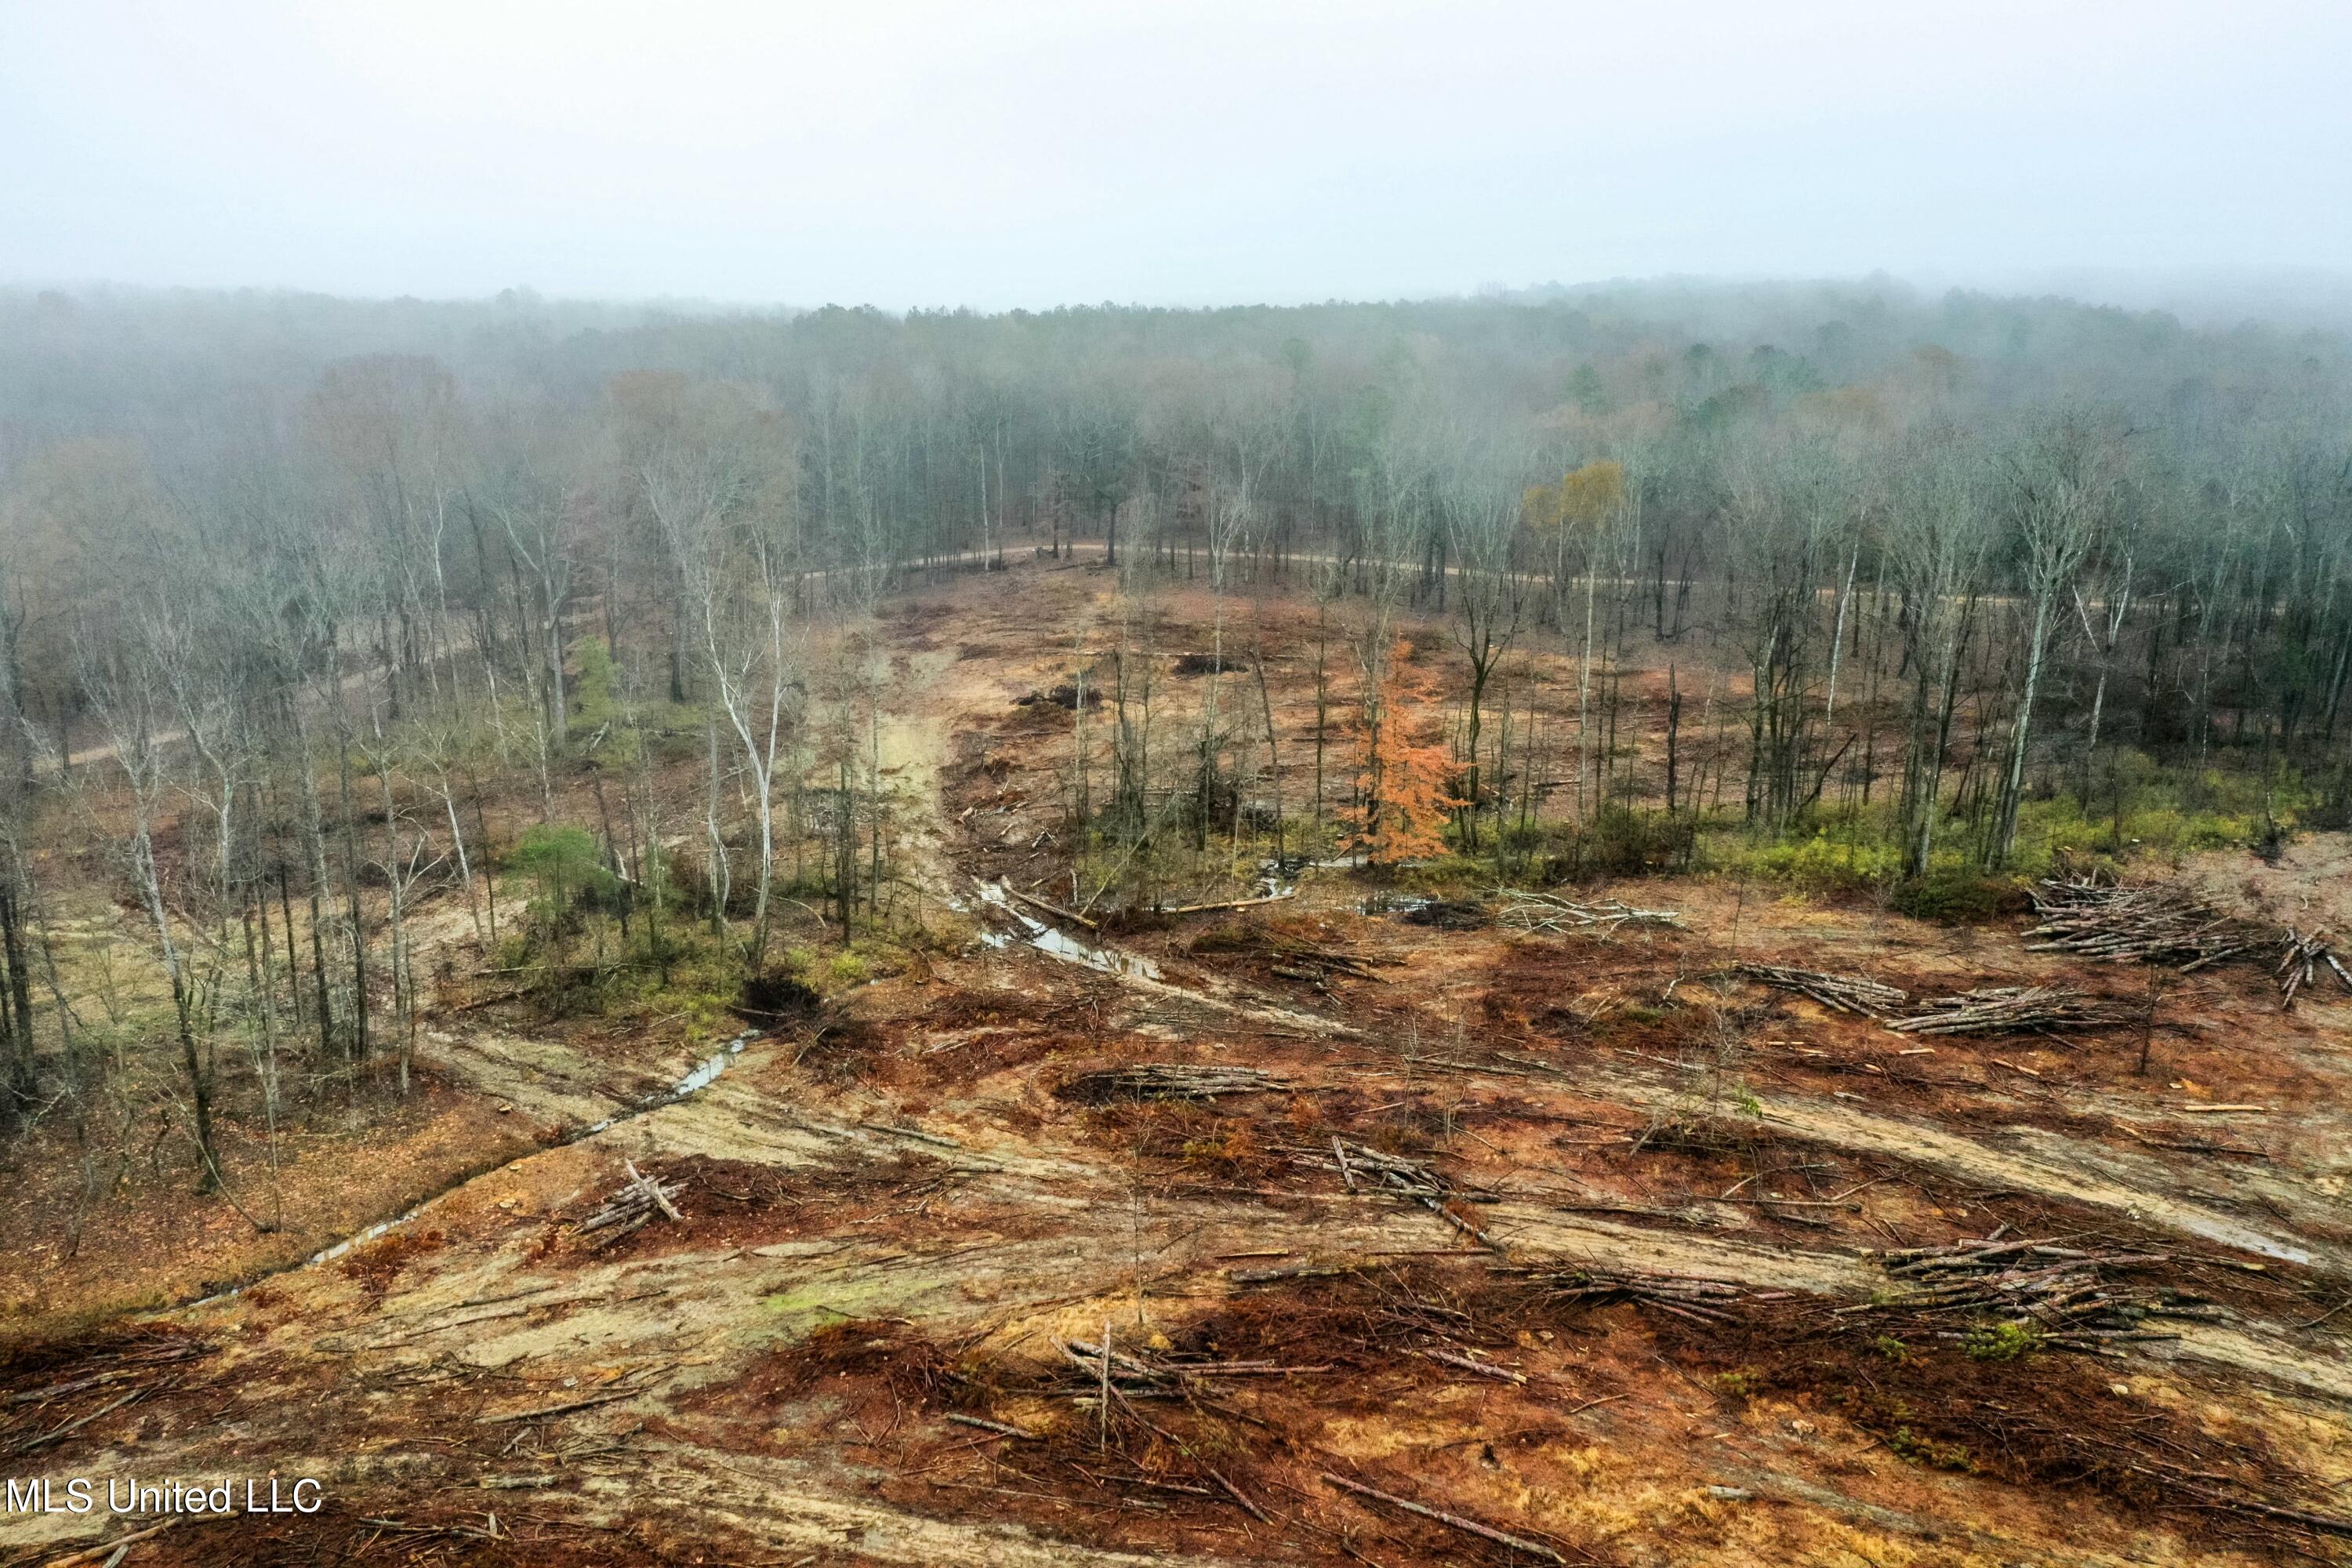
[4,0,2346,310]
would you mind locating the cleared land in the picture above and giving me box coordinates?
[6,557,2352,1568]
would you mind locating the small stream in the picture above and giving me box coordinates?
[169,1028,762,1313]
[976,880,1163,981]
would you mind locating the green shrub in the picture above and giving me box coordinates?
[1890,864,2020,924]
[508,824,619,915]
[1573,805,1695,876]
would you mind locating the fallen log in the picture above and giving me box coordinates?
[1160,890,1298,916]
[1320,1472,1568,1563]
[1418,1347,1527,1384]
[1003,882,1097,931]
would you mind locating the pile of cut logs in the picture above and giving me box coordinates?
[1057,1063,1287,1102]
[1293,1137,1504,1250]
[1864,1236,2222,1348]
[1256,935,1388,985]
[1522,1266,1753,1326]
[2278,927,2352,1010]
[1737,963,1909,1018]
[2024,879,2256,971]
[1886,985,2118,1036]
[1497,892,1683,934]
[570,1160,684,1247]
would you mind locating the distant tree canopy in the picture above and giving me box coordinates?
[0,278,2346,883]
[3,277,2350,1185]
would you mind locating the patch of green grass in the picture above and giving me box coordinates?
[1715,1367,1765,1397]
[2017,750,2314,871]
[1964,1320,2043,1362]
[1708,815,1904,897]
[1889,1425,1974,1472]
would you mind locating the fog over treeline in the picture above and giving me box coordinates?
[3,278,2347,811]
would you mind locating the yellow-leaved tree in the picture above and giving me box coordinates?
[1523,459,1628,815]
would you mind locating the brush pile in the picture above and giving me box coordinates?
[2277,926,2352,1010]
[1400,898,1490,931]
[1886,985,2118,1036]
[1293,1137,1504,1250]
[1056,1063,1286,1102]
[1520,1265,1751,1326]
[1048,1335,1325,1400]
[570,1160,684,1248]
[1497,891,1682,935]
[1189,924,1389,983]
[1862,1236,2223,1348]
[1737,963,1909,1018]
[1296,1136,1447,1199]
[3,1335,216,1457]
[1034,1332,1295,1524]
[2024,879,2257,971]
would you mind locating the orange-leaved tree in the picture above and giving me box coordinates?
[1347,637,1458,866]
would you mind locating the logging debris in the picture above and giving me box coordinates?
[1055,1063,1287,1103]
[1857,1236,2226,1350]
[1886,985,2119,1036]
[2,1336,215,1458]
[2277,926,2352,1010]
[1289,1138,1507,1250]
[569,1161,685,1247]
[1736,963,1909,1018]
[1187,924,1389,982]
[1401,898,1491,931]
[1515,1265,1751,1326]
[2024,879,2258,971]
[1497,891,1683,935]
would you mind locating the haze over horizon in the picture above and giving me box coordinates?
[6,0,2348,317]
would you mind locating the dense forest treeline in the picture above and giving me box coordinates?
[2,278,2348,1210]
